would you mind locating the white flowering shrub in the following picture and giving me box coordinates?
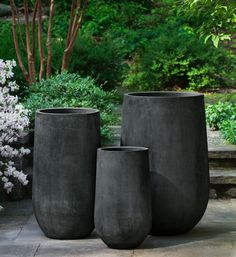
[0,59,29,195]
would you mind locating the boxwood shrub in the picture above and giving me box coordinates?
[23,72,118,141]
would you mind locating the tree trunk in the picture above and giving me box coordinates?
[46,0,54,78]
[38,0,45,80]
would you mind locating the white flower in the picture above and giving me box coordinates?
[0,59,29,193]
[4,181,14,193]
[2,176,8,183]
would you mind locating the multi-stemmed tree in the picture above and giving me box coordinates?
[9,0,88,84]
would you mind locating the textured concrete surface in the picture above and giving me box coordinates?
[121,92,209,235]
[33,108,100,239]
[95,147,151,249]
[0,199,236,257]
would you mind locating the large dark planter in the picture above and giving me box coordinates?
[95,146,151,249]
[33,108,100,239]
[121,92,209,235]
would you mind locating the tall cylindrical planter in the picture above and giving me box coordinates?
[95,147,151,249]
[33,108,100,239]
[121,92,209,235]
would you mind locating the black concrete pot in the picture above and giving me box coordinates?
[33,108,100,239]
[121,92,209,235]
[95,146,151,249]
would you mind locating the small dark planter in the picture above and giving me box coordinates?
[95,146,151,249]
[33,108,100,239]
[121,92,209,235]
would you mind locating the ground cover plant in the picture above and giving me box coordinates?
[220,120,236,144]
[206,101,236,144]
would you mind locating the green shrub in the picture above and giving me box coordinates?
[84,0,150,37]
[123,22,236,91]
[49,13,70,39]
[83,1,170,57]
[220,120,236,144]
[68,35,125,90]
[23,73,118,140]
[206,102,236,130]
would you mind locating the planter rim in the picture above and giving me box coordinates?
[98,146,148,152]
[125,91,203,98]
[36,107,99,116]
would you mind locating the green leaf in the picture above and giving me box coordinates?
[204,34,212,44]
[212,35,220,47]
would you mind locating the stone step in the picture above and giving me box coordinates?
[210,169,236,185]
[208,148,236,169]
[209,169,236,199]
[208,147,236,159]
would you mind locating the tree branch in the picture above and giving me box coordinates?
[46,0,54,78]
[32,0,38,61]
[37,0,45,80]
[65,0,76,48]
[24,0,35,83]
[61,0,88,70]
[71,0,81,38]
[14,0,27,54]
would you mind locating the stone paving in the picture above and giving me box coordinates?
[0,199,236,257]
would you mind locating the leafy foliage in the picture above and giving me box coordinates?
[179,0,236,47]
[50,34,125,90]
[68,36,125,90]
[220,119,236,144]
[23,73,118,140]
[123,22,236,91]
[206,101,236,130]
[82,0,155,57]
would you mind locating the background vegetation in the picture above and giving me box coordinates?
[0,0,235,143]
[1,0,236,93]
